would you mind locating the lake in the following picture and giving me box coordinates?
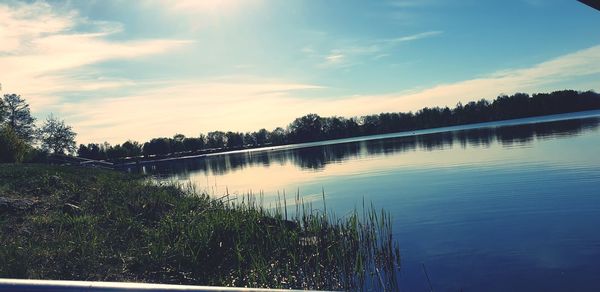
[127,110,600,291]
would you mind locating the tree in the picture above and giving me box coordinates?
[183,136,205,152]
[225,131,244,149]
[0,126,28,163]
[270,127,287,145]
[143,138,171,156]
[322,116,348,139]
[122,141,143,157]
[206,131,226,149]
[38,115,77,155]
[171,134,186,153]
[2,94,36,142]
[78,143,106,160]
[244,132,257,147]
[288,114,323,142]
[254,128,269,146]
[71,89,600,158]
[0,99,7,124]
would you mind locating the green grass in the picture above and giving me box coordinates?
[0,164,400,290]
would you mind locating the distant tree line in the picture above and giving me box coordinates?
[77,89,600,161]
[139,117,600,175]
[0,94,77,163]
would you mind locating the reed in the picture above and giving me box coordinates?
[0,164,400,290]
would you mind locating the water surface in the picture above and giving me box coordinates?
[129,110,600,291]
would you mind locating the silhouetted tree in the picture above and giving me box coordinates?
[206,131,226,149]
[254,128,269,145]
[78,89,600,161]
[270,127,287,145]
[78,143,107,160]
[1,94,36,142]
[106,144,127,159]
[143,138,171,156]
[225,131,244,149]
[183,136,205,152]
[121,141,143,157]
[244,132,257,147]
[38,115,77,155]
[171,134,186,153]
[288,114,323,142]
[0,99,7,124]
[322,116,347,139]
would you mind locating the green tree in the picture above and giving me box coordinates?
[0,126,28,163]
[77,143,106,160]
[2,94,36,142]
[172,134,186,152]
[38,115,77,155]
[288,114,323,142]
[244,132,257,147]
[206,131,226,149]
[225,131,244,149]
[143,138,171,156]
[0,98,7,124]
[183,136,205,152]
[270,127,287,145]
[254,128,269,145]
[122,141,143,157]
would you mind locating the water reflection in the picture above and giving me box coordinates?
[128,116,600,176]
[126,113,600,291]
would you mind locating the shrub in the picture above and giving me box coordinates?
[0,126,29,163]
[23,148,49,163]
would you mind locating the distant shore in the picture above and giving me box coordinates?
[115,108,600,167]
[76,90,600,165]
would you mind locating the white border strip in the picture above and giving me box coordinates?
[0,279,323,291]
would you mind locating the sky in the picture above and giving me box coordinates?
[1,0,600,144]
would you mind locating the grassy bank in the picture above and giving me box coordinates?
[0,164,400,290]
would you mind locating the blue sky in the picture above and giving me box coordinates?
[1,0,599,144]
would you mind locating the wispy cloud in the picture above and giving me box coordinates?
[2,1,598,146]
[62,79,323,143]
[155,0,260,12]
[388,0,438,8]
[149,0,263,22]
[66,44,600,144]
[321,50,353,68]
[383,30,443,44]
[0,1,189,110]
[313,44,600,116]
[311,30,443,68]
[325,53,345,65]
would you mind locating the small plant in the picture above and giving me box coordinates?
[0,126,29,163]
[0,164,400,290]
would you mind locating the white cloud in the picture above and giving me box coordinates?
[66,44,600,144]
[316,44,600,116]
[388,0,438,8]
[0,1,189,110]
[62,79,324,143]
[324,52,345,65]
[311,31,442,68]
[2,1,599,147]
[0,2,74,52]
[150,0,262,16]
[383,31,443,43]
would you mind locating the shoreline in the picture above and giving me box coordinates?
[116,109,600,167]
[0,164,400,290]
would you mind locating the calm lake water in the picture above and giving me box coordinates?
[129,110,600,291]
